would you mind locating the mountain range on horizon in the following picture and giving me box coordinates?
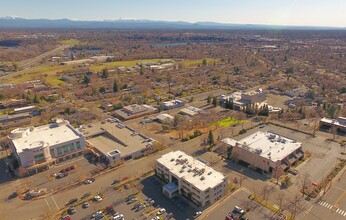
[0,16,345,30]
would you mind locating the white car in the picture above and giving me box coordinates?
[193,211,202,218]
[113,214,124,220]
[157,208,166,215]
[95,195,103,202]
[85,179,93,184]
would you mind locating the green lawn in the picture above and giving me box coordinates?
[181,58,220,67]
[215,117,248,127]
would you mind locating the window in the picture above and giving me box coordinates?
[70,144,75,152]
[57,147,62,155]
[76,141,81,149]
[34,153,44,162]
[63,145,69,154]
[50,148,55,157]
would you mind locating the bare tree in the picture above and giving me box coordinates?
[299,174,311,197]
[276,192,285,211]
[260,185,270,204]
[288,195,303,220]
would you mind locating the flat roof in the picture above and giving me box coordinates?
[14,105,36,112]
[10,119,82,153]
[84,121,149,157]
[157,150,226,192]
[321,117,346,128]
[225,131,302,162]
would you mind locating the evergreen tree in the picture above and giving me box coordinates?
[207,96,212,104]
[208,130,215,146]
[113,79,120,92]
[100,68,109,78]
[99,86,106,93]
[33,93,39,104]
[212,97,218,107]
[202,58,207,66]
[83,75,90,85]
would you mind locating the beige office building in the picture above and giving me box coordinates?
[155,151,228,207]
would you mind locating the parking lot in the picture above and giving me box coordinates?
[18,154,103,195]
[204,189,277,220]
[140,175,198,220]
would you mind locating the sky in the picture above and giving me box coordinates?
[1,0,345,27]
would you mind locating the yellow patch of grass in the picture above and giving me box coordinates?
[60,39,80,46]
[182,58,220,67]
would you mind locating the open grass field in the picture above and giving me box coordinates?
[60,39,80,46]
[3,58,220,85]
[215,117,248,127]
[181,58,220,67]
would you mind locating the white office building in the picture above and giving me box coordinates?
[155,151,228,207]
[8,118,86,172]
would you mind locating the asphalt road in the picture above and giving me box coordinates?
[0,44,70,80]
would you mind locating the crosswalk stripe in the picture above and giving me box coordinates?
[327,204,332,209]
[318,201,323,205]
[340,210,345,215]
[322,202,327,206]
[343,211,346,216]
[336,208,340,213]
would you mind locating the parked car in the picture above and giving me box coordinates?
[94,195,103,202]
[56,172,67,179]
[113,214,124,220]
[234,206,245,214]
[82,202,90,208]
[166,212,174,219]
[85,179,93,184]
[92,211,103,218]
[193,211,202,218]
[157,208,166,215]
[288,169,298,175]
[136,204,145,211]
[67,198,78,206]
[127,197,137,204]
[60,215,71,220]
[106,205,115,215]
[68,207,76,215]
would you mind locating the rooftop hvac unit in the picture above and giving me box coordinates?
[200,176,205,181]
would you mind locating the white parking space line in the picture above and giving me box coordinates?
[44,197,51,210]
[51,196,60,210]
